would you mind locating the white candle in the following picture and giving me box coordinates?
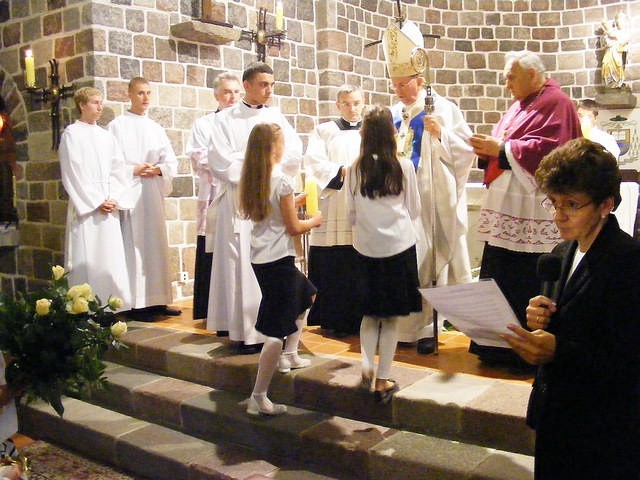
[24,49,35,87]
[275,1,284,31]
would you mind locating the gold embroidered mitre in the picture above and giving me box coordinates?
[382,21,425,78]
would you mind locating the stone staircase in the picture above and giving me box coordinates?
[18,321,536,480]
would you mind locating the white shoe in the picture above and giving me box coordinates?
[278,353,311,373]
[246,395,287,416]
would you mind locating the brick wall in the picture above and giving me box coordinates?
[0,0,637,298]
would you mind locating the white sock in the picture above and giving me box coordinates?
[252,336,283,395]
[376,316,399,380]
[251,392,274,411]
[360,315,380,375]
[283,316,305,355]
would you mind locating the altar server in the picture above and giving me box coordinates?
[304,85,365,337]
[186,72,242,322]
[108,77,179,322]
[207,62,303,353]
[60,87,131,307]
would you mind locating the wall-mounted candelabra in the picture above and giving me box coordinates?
[239,2,286,62]
[24,50,75,150]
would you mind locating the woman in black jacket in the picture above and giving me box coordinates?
[502,138,640,479]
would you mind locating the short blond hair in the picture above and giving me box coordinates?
[73,87,102,114]
[128,76,149,92]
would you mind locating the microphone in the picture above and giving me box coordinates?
[536,253,562,300]
[424,85,434,115]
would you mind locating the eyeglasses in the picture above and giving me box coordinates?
[541,197,593,216]
[389,76,419,90]
[337,101,362,109]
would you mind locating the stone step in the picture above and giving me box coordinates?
[18,397,344,480]
[18,365,535,480]
[105,322,535,456]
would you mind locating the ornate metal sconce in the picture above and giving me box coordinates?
[240,6,286,62]
[25,57,75,150]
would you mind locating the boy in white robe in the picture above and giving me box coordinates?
[59,87,132,308]
[108,78,179,322]
[207,62,303,353]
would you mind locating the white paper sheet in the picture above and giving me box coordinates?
[419,279,518,348]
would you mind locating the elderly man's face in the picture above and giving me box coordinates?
[336,91,364,123]
[390,75,424,106]
[215,80,242,110]
[504,62,538,101]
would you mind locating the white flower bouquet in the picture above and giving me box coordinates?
[0,266,128,416]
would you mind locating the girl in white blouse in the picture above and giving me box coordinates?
[346,106,422,403]
[239,123,322,416]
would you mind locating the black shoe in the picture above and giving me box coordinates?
[333,330,351,339]
[235,343,264,355]
[216,330,229,337]
[374,380,399,404]
[146,305,182,316]
[163,306,182,316]
[127,309,157,322]
[417,337,436,355]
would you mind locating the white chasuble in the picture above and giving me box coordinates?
[392,91,476,342]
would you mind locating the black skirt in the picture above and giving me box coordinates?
[252,256,317,338]
[359,245,422,317]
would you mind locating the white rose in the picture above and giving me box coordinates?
[51,265,65,280]
[70,297,89,314]
[78,283,94,301]
[107,296,124,311]
[35,298,51,316]
[67,283,94,301]
[66,285,81,299]
[110,321,128,338]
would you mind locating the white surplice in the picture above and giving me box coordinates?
[392,91,476,342]
[108,111,177,309]
[304,121,361,246]
[186,111,217,235]
[59,121,132,308]
[207,102,303,343]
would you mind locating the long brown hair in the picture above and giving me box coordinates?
[239,123,283,222]
[355,106,403,198]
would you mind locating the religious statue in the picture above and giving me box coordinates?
[600,12,630,89]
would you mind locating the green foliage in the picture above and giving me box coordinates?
[0,267,128,416]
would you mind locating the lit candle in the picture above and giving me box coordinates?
[24,49,35,87]
[275,1,284,31]
[304,176,318,216]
